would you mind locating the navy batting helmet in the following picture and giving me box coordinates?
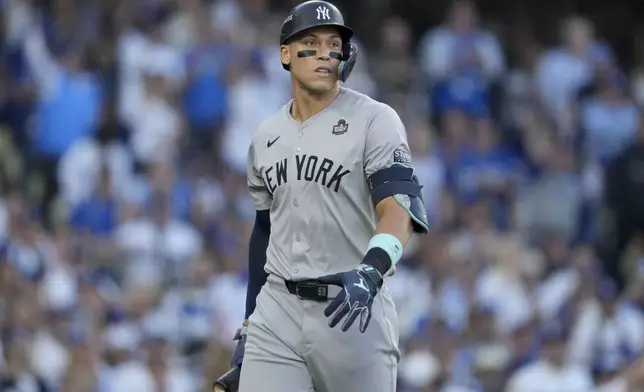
[279,0,358,82]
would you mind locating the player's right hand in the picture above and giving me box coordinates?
[213,321,247,392]
[230,321,248,367]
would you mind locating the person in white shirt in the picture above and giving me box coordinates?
[535,16,613,127]
[58,103,136,207]
[567,278,644,374]
[506,325,594,392]
[475,237,533,335]
[142,335,199,392]
[99,322,151,392]
[418,0,505,84]
[209,251,248,349]
[220,50,289,174]
[398,349,442,390]
[117,5,185,127]
[114,193,203,289]
[535,244,597,323]
[29,277,76,390]
[128,68,184,166]
[147,253,219,347]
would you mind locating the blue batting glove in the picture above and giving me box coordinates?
[318,264,383,333]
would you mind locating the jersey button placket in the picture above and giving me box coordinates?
[292,125,307,278]
[295,126,305,153]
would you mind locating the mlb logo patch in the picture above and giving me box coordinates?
[332,119,348,135]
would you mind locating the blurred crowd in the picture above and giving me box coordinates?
[1,0,644,391]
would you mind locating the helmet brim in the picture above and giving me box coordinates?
[280,23,353,46]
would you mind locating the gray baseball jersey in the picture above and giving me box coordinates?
[241,88,404,392]
[247,87,412,280]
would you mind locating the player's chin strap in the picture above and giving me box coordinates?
[367,164,430,236]
[295,41,358,82]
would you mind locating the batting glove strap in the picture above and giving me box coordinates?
[356,264,384,291]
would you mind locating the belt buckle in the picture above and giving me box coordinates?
[295,283,306,300]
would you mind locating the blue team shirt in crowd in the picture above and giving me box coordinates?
[183,45,230,128]
[34,72,102,157]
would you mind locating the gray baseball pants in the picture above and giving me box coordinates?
[238,274,400,392]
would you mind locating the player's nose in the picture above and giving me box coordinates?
[316,52,331,61]
[316,42,334,61]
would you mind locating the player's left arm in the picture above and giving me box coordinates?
[361,104,430,277]
[317,104,429,333]
[375,197,414,248]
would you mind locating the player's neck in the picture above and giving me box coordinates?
[290,83,340,123]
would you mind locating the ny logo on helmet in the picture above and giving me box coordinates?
[316,6,330,20]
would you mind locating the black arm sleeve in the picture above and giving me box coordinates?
[244,209,271,320]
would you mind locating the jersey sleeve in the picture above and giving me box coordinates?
[363,104,412,178]
[247,139,272,211]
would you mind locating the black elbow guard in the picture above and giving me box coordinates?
[367,164,430,235]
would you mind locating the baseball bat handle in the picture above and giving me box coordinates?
[214,365,241,392]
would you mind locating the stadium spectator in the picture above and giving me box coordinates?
[182,12,232,158]
[58,102,135,208]
[535,16,613,134]
[602,119,644,286]
[506,324,594,392]
[22,8,102,225]
[580,70,639,167]
[568,278,644,377]
[418,0,505,84]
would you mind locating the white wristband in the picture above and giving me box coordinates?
[367,233,403,266]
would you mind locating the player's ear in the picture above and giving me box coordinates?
[280,45,291,68]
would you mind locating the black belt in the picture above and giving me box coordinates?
[284,280,330,302]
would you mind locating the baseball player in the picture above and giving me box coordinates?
[214,1,429,391]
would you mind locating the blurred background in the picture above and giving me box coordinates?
[1,0,644,391]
